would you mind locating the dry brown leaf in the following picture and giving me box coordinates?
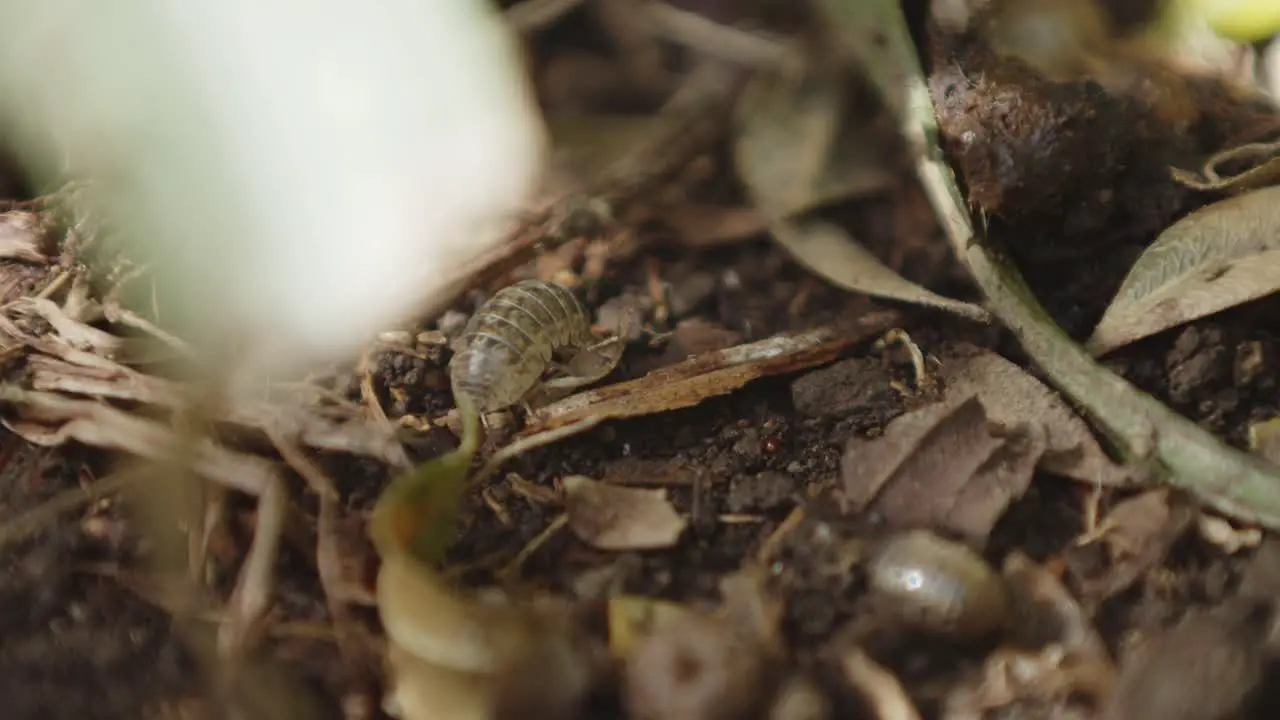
[842,394,1043,541]
[661,203,768,247]
[1088,185,1280,356]
[937,345,1133,487]
[646,317,743,371]
[563,475,687,551]
[1067,489,1195,606]
[520,312,898,435]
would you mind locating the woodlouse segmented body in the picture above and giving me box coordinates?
[450,280,604,414]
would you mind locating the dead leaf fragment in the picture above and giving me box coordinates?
[732,58,988,323]
[1247,415,1280,465]
[0,211,51,263]
[842,393,1042,541]
[941,645,1113,720]
[563,475,687,550]
[1088,185,1280,356]
[1196,514,1262,555]
[1068,489,1195,606]
[937,345,1132,487]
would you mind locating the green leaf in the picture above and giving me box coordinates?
[369,398,480,563]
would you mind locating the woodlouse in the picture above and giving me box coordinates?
[449,279,624,415]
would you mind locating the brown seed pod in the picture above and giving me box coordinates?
[865,530,1010,642]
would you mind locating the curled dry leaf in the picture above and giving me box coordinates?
[937,345,1133,487]
[1088,185,1280,356]
[563,475,687,551]
[843,393,1043,541]
[545,111,679,196]
[732,58,989,323]
[1171,140,1280,194]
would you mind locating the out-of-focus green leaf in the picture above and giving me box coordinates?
[370,400,480,564]
[1088,185,1280,356]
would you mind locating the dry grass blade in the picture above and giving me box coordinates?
[0,385,279,496]
[0,469,137,551]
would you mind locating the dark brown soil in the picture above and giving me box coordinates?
[4,4,1280,720]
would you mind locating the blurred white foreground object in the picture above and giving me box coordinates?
[0,1,546,392]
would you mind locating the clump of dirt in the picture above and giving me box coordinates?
[925,1,1275,332]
